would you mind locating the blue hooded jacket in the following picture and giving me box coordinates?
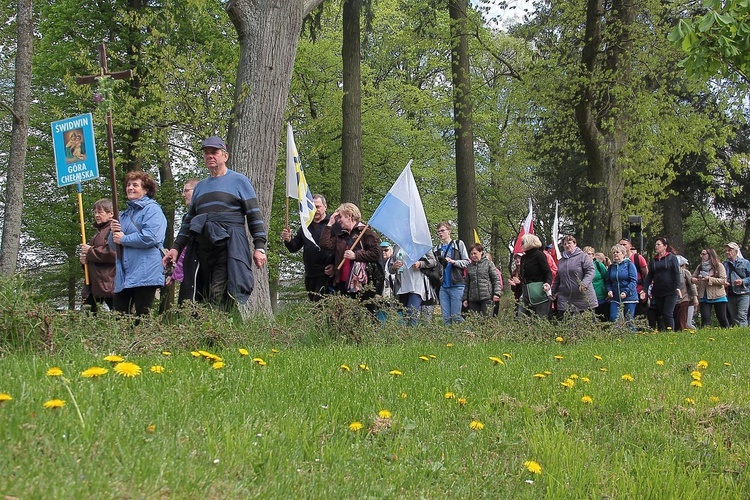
[109,196,167,293]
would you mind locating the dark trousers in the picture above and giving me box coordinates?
[114,286,158,316]
[674,301,690,330]
[699,301,729,328]
[196,239,229,308]
[649,293,678,330]
[84,294,113,314]
[467,299,492,317]
[305,274,331,302]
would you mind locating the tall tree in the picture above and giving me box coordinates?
[449,0,478,245]
[0,0,33,276]
[227,0,325,315]
[340,0,363,205]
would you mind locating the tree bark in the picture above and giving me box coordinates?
[340,0,363,205]
[227,0,324,315]
[574,0,634,251]
[449,0,477,246]
[0,0,33,276]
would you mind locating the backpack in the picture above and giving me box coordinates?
[420,249,444,289]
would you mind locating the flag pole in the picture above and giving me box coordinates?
[336,223,370,270]
[285,197,290,230]
[76,183,90,285]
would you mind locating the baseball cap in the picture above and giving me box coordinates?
[202,136,227,150]
[380,242,392,248]
[726,242,741,251]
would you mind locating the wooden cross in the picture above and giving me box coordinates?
[75,43,133,219]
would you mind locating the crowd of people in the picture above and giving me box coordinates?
[78,138,750,330]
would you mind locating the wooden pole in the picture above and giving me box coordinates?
[336,223,370,270]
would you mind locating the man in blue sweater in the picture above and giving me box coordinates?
[723,242,750,326]
[163,136,267,309]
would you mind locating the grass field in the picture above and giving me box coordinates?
[1,325,749,498]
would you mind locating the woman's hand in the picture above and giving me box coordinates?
[343,249,356,260]
[607,291,613,298]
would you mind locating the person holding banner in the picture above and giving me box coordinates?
[281,194,334,301]
[80,198,116,313]
[319,203,381,308]
[109,171,167,317]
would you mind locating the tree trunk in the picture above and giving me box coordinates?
[449,0,477,246]
[158,132,175,313]
[227,0,324,315]
[662,191,684,252]
[573,0,634,251]
[340,0,362,205]
[0,0,33,276]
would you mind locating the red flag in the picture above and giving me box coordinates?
[513,199,533,254]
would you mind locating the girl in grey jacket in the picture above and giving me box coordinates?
[462,244,501,316]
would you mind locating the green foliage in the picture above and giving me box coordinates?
[668,0,750,84]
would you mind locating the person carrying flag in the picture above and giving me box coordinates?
[281,194,334,301]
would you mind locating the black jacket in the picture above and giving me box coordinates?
[521,247,553,285]
[283,215,334,277]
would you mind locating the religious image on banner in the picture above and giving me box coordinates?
[64,129,87,163]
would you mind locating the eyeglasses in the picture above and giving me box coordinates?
[182,188,194,193]
[700,252,707,256]
[437,229,449,233]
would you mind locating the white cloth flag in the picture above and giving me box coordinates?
[552,200,562,260]
[368,161,433,267]
[286,123,316,245]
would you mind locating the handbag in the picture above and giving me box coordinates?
[420,250,444,289]
[524,282,548,306]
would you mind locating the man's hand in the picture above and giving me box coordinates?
[162,249,179,267]
[281,227,292,242]
[253,249,267,268]
[324,264,334,276]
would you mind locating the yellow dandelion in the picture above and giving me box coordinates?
[593,355,603,361]
[340,364,351,372]
[561,378,575,389]
[569,373,579,379]
[379,410,392,419]
[349,421,364,432]
[690,380,703,387]
[581,377,591,383]
[685,397,695,405]
[257,360,267,366]
[446,343,454,347]
[212,361,225,370]
[656,360,664,366]
[444,392,456,399]
[43,399,66,409]
[724,362,731,367]
[146,424,156,433]
[555,336,564,342]
[198,350,212,358]
[0,393,12,402]
[161,351,172,356]
[458,398,467,405]
[707,336,714,340]
[691,371,702,380]
[389,370,403,377]
[103,355,124,363]
[621,374,634,382]
[80,367,108,378]
[503,353,512,359]
[489,356,504,365]
[544,371,552,375]
[533,373,546,379]
[205,353,222,362]
[150,365,165,374]
[113,362,142,378]
[190,351,201,357]
[429,354,437,359]
[271,348,280,354]
[469,420,484,430]
[46,367,63,377]
[238,348,249,356]
[253,357,266,365]
[359,364,370,371]
[697,360,709,369]
[524,460,542,474]
[554,355,564,361]
[399,392,407,399]
[709,396,720,403]
[581,395,593,404]
[600,367,608,372]
[419,356,430,362]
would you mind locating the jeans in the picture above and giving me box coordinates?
[399,292,423,327]
[440,285,465,324]
[608,301,636,325]
[650,293,678,330]
[727,293,750,326]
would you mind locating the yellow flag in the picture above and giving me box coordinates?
[473,229,480,244]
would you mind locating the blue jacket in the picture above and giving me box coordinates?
[109,196,167,293]
[606,258,638,303]
[724,257,750,295]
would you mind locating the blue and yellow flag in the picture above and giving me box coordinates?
[286,123,316,245]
